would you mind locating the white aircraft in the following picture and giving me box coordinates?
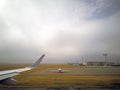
[51,68,69,73]
[0,54,45,85]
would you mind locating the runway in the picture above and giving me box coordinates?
[0,65,120,88]
[30,66,120,75]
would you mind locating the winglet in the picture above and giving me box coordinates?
[30,54,45,68]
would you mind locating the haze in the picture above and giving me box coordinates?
[0,0,120,64]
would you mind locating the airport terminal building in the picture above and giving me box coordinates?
[82,61,114,66]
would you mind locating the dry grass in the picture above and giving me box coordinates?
[0,64,120,88]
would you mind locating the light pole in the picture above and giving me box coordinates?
[103,53,108,61]
[103,53,108,66]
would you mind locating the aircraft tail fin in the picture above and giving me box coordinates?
[30,54,45,68]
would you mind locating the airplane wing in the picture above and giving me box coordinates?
[0,54,45,84]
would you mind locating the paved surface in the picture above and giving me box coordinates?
[1,67,120,89]
[30,67,120,75]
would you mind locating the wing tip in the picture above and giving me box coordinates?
[30,54,45,68]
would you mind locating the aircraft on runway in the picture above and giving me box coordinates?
[0,54,45,85]
[51,68,69,73]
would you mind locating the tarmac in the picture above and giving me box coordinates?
[30,67,120,75]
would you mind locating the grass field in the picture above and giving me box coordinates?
[0,64,120,88]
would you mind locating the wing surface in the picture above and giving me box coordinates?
[0,54,45,81]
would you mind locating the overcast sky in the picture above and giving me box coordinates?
[0,0,120,64]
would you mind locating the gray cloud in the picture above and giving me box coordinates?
[0,0,120,64]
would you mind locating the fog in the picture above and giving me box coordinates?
[0,0,120,64]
